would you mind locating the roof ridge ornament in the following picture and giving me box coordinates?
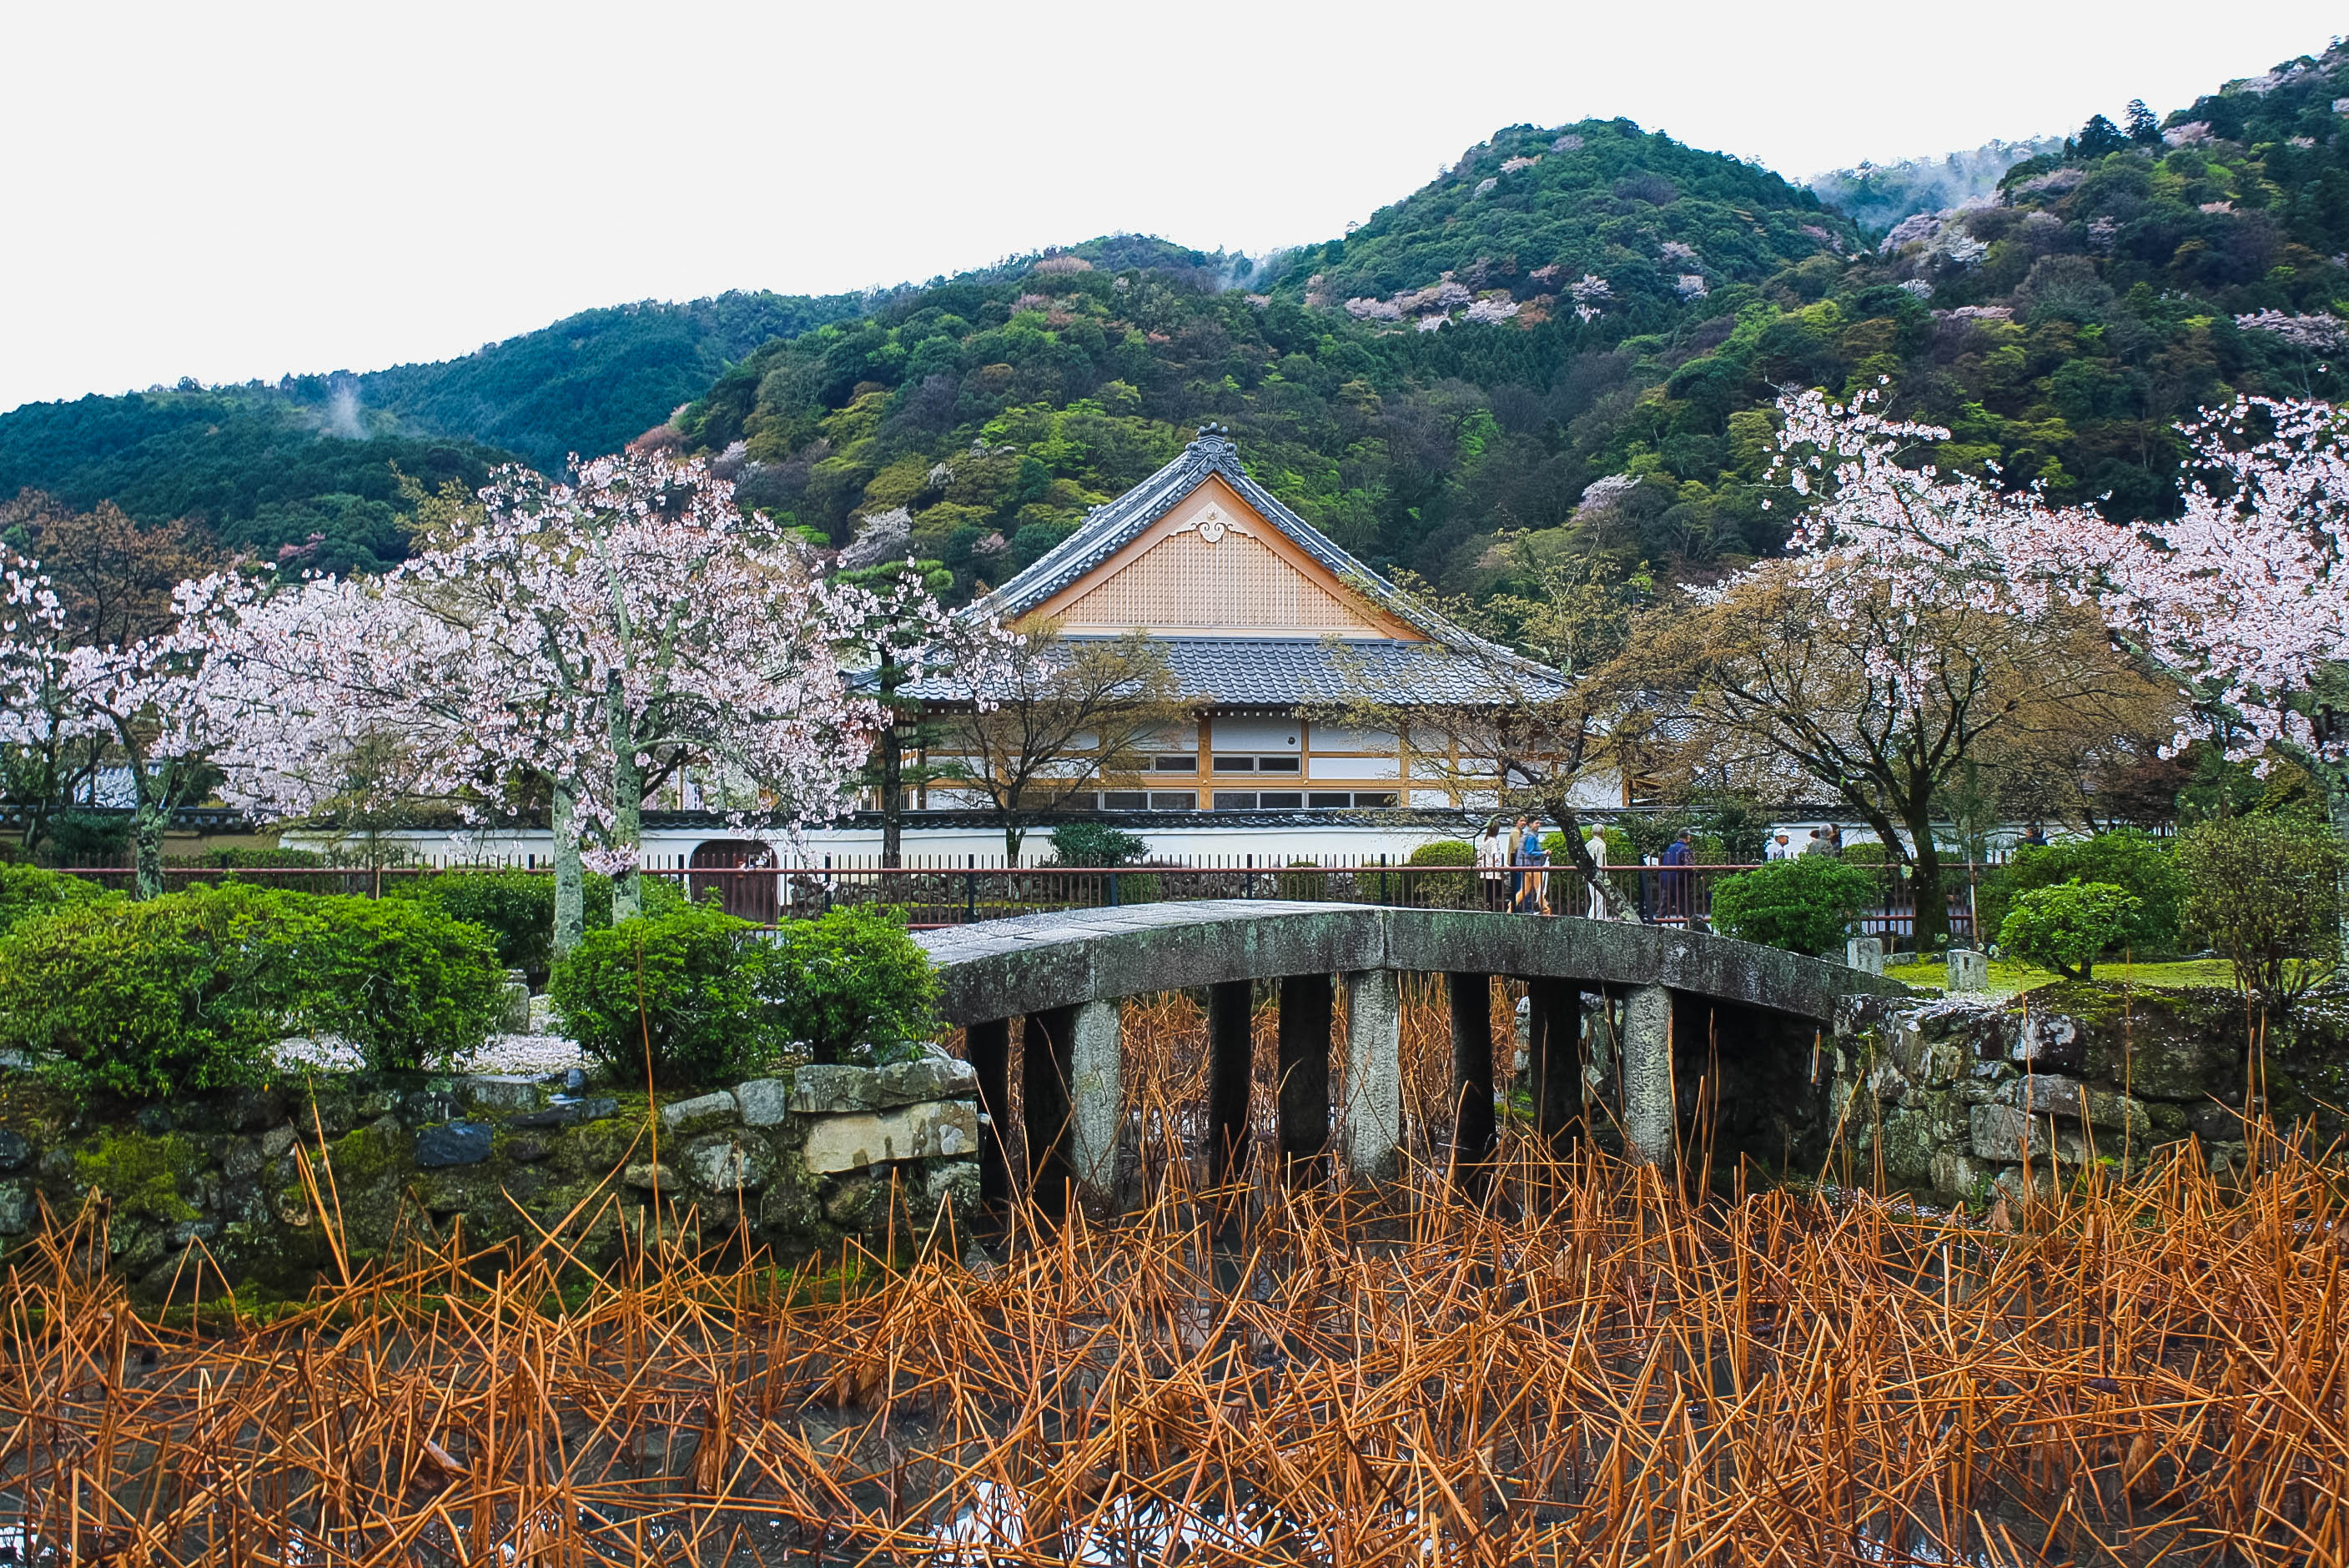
[1188,423,1239,464]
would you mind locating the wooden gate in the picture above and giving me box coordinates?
[687,839,779,923]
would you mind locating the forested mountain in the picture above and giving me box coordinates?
[668,45,2349,615]
[0,290,868,570]
[0,389,501,576]
[285,291,873,470]
[10,37,2349,616]
[674,118,1863,597]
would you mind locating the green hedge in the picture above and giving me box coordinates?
[0,863,105,938]
[1708,857,1876,957]
[0,883,506,1095]
[389,868,682,984]
[765,907,939,1063]
[1981,832,2185,958]
[549,904,766,1087]
[549,903,943,1086]
[294,897,504,1071]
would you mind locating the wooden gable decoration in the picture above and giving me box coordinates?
[1032,475,1423,641]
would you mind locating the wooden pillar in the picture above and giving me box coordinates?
[1448,972,1495,1189]
[967,1017,1012,1209]
[1022,1006,1076,1217]
[1276,973,1332,1173]
[1205,979,1254,1184]
[1528,977,1585,1159]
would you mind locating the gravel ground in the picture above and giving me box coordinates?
[276,1033,593,1078]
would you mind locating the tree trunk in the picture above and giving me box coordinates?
[1905,808,1951,951]
[132,796,165,901]
[878,651,903,870]
[2328,770,2349,960]
[608,672,641,922]
[1538,795,1634,919]
[552,779,586,957]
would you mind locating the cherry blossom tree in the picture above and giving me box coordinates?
[2050,398,2349,939]
[827,558,1014,869]
[1,543,225,896]
[196,453,883,952]
[1687,386,2141,947]
[1748,386,2349,944]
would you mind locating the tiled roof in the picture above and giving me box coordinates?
[976,428,1515,659]
[903,636,1557,706]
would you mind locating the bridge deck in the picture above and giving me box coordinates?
[915,900,1909,1025]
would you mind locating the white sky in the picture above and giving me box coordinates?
[2,1,2340,414]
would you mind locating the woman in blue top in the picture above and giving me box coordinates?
[1513,821,1551,914]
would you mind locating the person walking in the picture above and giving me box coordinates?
[1475,821,1508,911]
[1505,815,1531,910]
[1584,824,1611,917]
[1766,832,1793,862]
[1661,830,1694,924]
[1513,818,1551,914]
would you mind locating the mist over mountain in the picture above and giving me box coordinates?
[1808,137,2069,235]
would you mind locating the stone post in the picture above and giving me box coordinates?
[966,1017,1013,1209]
[1205,979,1254,1184]
[1277,973,1332,1172]
[1340,969,1401,1184]
[1068,998,1122,1211]
[1621,983,1675,1168]
[1448,973,1495,1188]
[1947,948,1989,993]
[1846,937,1884,975]
[1583,989,1613,1088]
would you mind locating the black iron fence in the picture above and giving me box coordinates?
[57,856,1984,946]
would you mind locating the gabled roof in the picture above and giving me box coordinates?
[929,427,1566,705]
[978,427,1481,651]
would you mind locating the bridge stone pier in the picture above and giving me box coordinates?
[915,901,1909,1214]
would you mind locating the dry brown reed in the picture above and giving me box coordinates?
[4,988,2346,1565]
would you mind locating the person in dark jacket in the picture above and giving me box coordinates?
[1660,830,1694,922]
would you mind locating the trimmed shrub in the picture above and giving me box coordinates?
[0,862,105,938]
[1401,839,1476,908]
[2176,814,2345,1022]
[0,883,304,1097]
[169,847,329,869]
[0,883,510,1093]
[763,906,940,1063]
[1049,822,1147,867]
[390,869,681,985]
[294,897,504,1072]
[1708,856,1876,957]
[1998,882,2140,979]
[549,904,767,1086]
[38,811,131,868]
[1982,831,2186,958]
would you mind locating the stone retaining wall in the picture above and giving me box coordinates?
[0,1046,982,1301]
[1828,983,2311,1203]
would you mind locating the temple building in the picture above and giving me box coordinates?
[913,425,1569,817]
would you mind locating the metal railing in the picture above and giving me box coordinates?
[56,857,1984,945]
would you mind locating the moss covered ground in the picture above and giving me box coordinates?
[1884,955,2248,999]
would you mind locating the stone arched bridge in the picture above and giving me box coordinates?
[914,901,1909,1211]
